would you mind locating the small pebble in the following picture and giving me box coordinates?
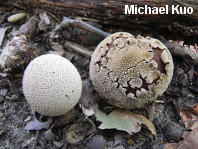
[114,145,125,149]
[86,135,106,149]
[114,134,123,146]
[53,141,63,148]
[0,96,4,103]
[0,130,4,136]
[163,121,183,142]
[127,139,134,145]
[0,89,8,96]
[44,129,56,142]
[107,140,114,148]
[7,12,27,23]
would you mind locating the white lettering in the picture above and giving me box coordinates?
[124,5,193,15]
[172,5,179,14]
[159,7,165,14]
[134,5,137,14]
[145,5,152,14]
[152,7,158,14]
[181,7,186,14]
[187,7,193,14]
[166,5,169,14]
[172,5,193,14]
[125,5,133,14]
[138,7,144,14]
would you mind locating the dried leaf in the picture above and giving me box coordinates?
[164,143,179,149]
[80,103,95,117]
[188,65,194,83]
[95,107,156,136]
[164,128,198,149]
[0,27,7,46]
[54,109,78,127]
[177,127,198,149]
[25,114,52,131]
[39,12,50,25]
[65,119,96,144]
[189,103,198,116]
[180,103,198,130]
[44,129,56,141]
[80,88,97,117]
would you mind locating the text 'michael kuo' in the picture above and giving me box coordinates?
[125,5,193,15]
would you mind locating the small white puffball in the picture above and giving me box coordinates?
[22,54,82,116]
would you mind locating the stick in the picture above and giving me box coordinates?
[56,17,110,38]
[162,40,198,66]
[64,41,92,59]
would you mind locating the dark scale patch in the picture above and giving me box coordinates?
[123,76,150,97]
[95,60,103,68]
[152,48,166,74]
[152,77,161,84]
[123,81,139,97]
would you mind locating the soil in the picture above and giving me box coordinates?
[0,6,198,149]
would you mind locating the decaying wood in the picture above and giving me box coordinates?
[54,18,198,66]
[162,40,198,66]
[1,0,198,37]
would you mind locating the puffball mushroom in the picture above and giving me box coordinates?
[90,32,174,109]
[22,54,82,116]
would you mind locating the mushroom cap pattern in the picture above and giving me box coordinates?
[90,32,174,109]
[23,54,82,116]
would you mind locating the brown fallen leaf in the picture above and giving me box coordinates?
[164,143,179,149]
[180,103,198,130]
[94,107,156,137]
[164,127,198,149]
[189,103,198,116]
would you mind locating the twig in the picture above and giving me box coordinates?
[32,130,40,149]
[56,17,110,38]
[31,112,43,149]
[44,10,61,23]
[162,40,198,66]
[64,41,92,59]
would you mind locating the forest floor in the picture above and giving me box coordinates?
[0,5,198,149]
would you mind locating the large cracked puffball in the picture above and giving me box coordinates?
[90,32,174,109]
[22,54,82,116]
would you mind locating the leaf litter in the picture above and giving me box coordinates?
[180,103,198,130]
[164,127,198,149]
[164,103,198,149]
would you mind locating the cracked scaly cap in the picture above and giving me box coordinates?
[90,32,173,109]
